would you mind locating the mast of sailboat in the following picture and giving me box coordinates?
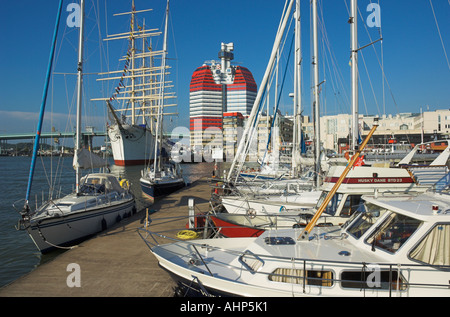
[75,0,85,194]
[24,0,64,208]
[312,0,321,188]
[141,21,147,126]
[292,0,301,178]
[153,0,170,173]
[227,0,295,183]
[350,0,359,152]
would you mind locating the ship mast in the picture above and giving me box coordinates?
[75,0,85,194]
[92,4,177,124]
[153,0,170,173]
[130,0,136,125]
[312,0,321,188]
[228,0,295,182]
[292,0,302,177]
[24,0,64,206]
[350,0,359,152]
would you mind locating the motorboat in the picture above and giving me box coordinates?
[140,174,450,297]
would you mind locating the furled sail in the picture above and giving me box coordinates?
[73,148,108,170]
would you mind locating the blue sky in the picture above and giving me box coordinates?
[0,0,449,136]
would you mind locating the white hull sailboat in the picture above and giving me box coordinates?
[23,173,135,253]
[16,0,135,253]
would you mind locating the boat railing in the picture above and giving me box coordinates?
[137,208,341,242]
[13,186,131,221]
[209,177,316,200]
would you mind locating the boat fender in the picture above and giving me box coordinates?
[101,218,107,231]
[176,230,200,240]
[116,214,122,223]
[120,179,130,190]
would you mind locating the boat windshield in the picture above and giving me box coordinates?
[366,212,422,254]
[430,172,450,194]
[345,202,388,239]
[79,176,109,194]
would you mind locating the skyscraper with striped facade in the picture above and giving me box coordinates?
[190,43,257,149]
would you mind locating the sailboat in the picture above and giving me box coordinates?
[141,88,450,297]
[213,0,450,236]
[139,0,185,201]
[92,1,176,166]
[139,0,450,297]
[15,0,135,254]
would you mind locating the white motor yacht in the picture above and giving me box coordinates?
[141,175,450,297]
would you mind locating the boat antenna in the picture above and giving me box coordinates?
[24,0,64,209]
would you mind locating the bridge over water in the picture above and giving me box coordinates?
[0,130,189,155]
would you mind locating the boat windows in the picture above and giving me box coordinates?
[366,213,422,254]
[239,251,264,273]
[264,236,296,245]
[55,203,73,207]
[315,191,342,216]
[340,195,362,217]
[80,176,117,194]
[79,183,106,195]
[346,203,387,239]
[410,224,450,266]
[269,268,334,287]
[341,270,407,290]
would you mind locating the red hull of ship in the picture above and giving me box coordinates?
[114,159,147,166]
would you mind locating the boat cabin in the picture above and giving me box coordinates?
[80,173,125,194]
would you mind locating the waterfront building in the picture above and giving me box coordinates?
[318,109,450,153]
[189,43,257,149]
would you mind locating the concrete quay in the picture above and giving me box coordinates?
[0,178,214,297]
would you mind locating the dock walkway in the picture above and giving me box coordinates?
[0,178,214,297]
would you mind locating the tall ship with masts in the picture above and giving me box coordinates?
[93,1,176,166]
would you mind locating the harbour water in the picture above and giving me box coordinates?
[0,156,214,288]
